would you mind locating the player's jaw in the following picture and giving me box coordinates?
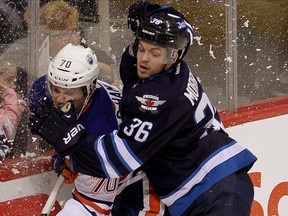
[137,63,151,79]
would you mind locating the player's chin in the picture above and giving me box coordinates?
[137,71,150,80]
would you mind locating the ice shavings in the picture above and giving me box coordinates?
[244,20,249,28]
[209,44,216,59]
[194,36,203,46]
[110,24,118,33]
[12,168,20,174]
[225,56,233,63]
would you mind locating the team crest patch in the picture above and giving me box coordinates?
[136,95,166,111]
[86,54,94,65]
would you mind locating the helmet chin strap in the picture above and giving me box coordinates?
[77,97,89,118]
[161,64,168,73]
[77,82,97,118]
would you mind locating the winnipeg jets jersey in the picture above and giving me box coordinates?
[70,55,257,215]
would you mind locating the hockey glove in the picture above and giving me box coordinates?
[128,2,161,33]
[29,102,87,156]
[0,136,11,162]
[52,152,66,176]
[0,125,12,162]
[52,152,78,184]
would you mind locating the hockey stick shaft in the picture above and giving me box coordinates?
[41,102,71,216]
[41,175,65,216]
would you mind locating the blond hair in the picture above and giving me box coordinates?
[40,0,79,30]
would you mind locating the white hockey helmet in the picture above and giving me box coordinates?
[47,43,100,106]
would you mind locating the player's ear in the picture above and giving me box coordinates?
[171,52,178,64]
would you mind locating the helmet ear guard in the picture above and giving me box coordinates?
[167,48,178,64]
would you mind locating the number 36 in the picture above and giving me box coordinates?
[123,118,153,142]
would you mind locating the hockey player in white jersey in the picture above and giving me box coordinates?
[29,43,121,215]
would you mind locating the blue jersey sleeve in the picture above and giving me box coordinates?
[119,47,138,86]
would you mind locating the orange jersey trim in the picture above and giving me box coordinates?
[73,188,111,215]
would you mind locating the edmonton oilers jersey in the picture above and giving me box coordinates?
[70,59,257,216]
[29,76,122,212]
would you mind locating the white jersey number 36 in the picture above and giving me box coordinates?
[123,118,153,142]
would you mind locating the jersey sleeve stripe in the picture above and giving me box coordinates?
[161,141,252,205]
[111,130,143,171]
[95,135,121,178]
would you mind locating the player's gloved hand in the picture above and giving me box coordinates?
[0,127,12,162]
[128,2,161,33]
[52,152,78,184]
[0,140,11,162]
[52,152,66,176]
[29,102,87,156]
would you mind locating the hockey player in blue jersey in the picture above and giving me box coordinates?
[29,5,257,216]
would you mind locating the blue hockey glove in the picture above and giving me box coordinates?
[52,152,65,176]
[29,102,87,155]
[52,152,78,184]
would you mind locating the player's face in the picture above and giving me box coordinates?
[50,85,86,114]
[137,40,172,79]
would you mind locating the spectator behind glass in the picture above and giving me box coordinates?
[0,0,47,71]
[39,0,80,58]
[0,0,113,82]
[0,0,26,48]
[0,66,27,160]
[39,0,113,82]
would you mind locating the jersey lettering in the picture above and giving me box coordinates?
[184,72,199,106]
[63,124,84,144]
[194,92,215,126]
[123,118,153,142]
[60,59,72,68]
[98,81,122,124]
[91,177,118,194]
